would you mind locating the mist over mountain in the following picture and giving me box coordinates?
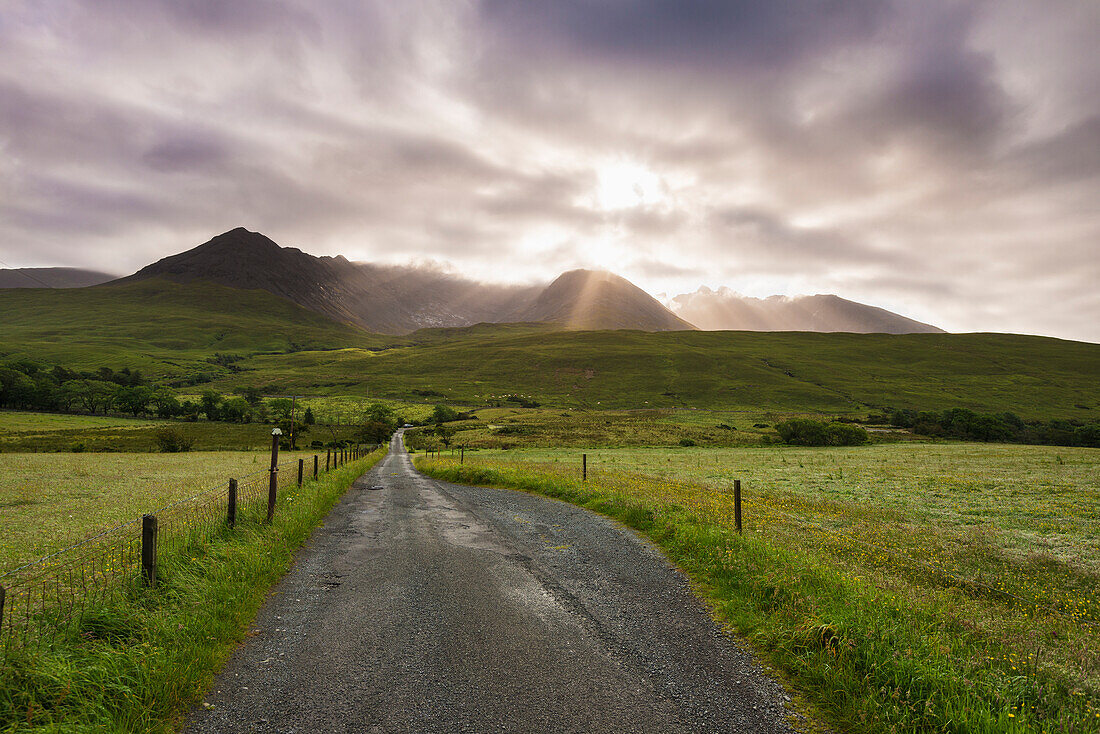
[116,228,943,335]
[0,268,115,289]
[669,287,944,334]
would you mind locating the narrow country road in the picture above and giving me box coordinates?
[187,431,796,733]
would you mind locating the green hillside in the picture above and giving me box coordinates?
[3,281,1097,419]
[216,328,1099,419]
[0,279,386,378]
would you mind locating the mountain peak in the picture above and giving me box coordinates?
[520,268,695,331]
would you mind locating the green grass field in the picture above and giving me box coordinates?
[0,409,368,453]
[214,329,1100,419]
[0,278,386,379]
[1,450,386,732]
[5,278,1098,419]
[0,412,163,432]
[0,450,324,572]
[418,442,1100,732]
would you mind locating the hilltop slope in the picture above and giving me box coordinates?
[0,279,383,376]
[223,327,1100,420]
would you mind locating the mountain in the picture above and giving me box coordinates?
[0,267,115,289]
[669,287,944,334]
[118,228,690,333]
[514,269,695,331]
[117,227,944,335]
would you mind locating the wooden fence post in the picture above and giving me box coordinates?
[0,585,5,635]
[298,458,304,487]
[313,454,318,480]
[141,514,158,587]
[227,478,238,528]
[326,449,331,472]
[734,479,742,534]
[583,453,587,481]
[460,446,464,464]
[268,429,281,523]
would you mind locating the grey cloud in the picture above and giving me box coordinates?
[480,0,886,73]
[709,206,905,270]
[833,5,1012,158]
[143,134,231,173]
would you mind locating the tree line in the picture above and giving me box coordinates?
[888,407,1100,448]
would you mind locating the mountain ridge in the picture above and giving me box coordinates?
[669,286,944,334]
[114,227,944,335]
[0,267,116,289]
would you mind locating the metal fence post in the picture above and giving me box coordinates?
[734,479,742,534]
[298,458,304,487]
[141,514,158,587]
[228,478,238,528]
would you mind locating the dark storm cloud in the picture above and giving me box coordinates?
[0,0,1097,341]
[480,0,885,72]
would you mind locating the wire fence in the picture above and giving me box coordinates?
[0,444,379,650]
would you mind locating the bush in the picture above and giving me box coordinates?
[776,419,868,447]
[678,438,696,447]
[154,428,195,453]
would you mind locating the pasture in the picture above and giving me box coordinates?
[0,450,319,572]
[0,409,366,453]
[418,442,1100,731]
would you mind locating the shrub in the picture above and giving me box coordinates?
[154,428,195,453]
[678,438,696,447]
[776,419,868,447]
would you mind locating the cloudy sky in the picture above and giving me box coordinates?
[1,1,1098,342]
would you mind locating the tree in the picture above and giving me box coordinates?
[431,404,459,424]
[0,368,36,408]
[64,379,117,414]
[116,385,154,417]
[237,386,264,407]
[436,424,456,448]
[268,398,294,420]
[221,397,252,423]
[358,402,398,443]
[151,387,181,418]
[304,407,315,425]
[200,390,223,421]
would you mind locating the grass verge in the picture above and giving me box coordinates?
[0,447,386,733]
[416,457,1100,734]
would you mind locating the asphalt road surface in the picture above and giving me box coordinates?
[187,432,796,733]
